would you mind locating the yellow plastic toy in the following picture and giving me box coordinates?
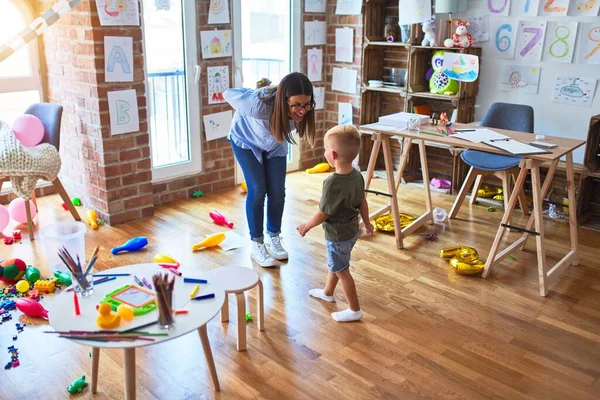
[16,280,30,293]
[374,213,416,232]
[449,258,485,275]
[96,302,121,329]
[306,162,330,174]
[34,279,56,293]
[153,253,180,266]
[86,210,98,230]
[117,304,134,322]
[192,232,226,252]
[477,185,502,199]
[439,246,478,261]
[240,181,247,193]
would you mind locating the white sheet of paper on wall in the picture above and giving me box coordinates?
[490,20,517,59]
[538,0,569,16]
[305,0,326,13]
[96,0,140,26]
[500,65,541,94]
[399,0,432,25]
[104,36,133,82]
[314,87,325,110]
[335,0,363,15]
[568,0,600,16]
[331,67,357,94]
[542,21,578,64]
[487,0,511,16]
[516,20,546,61]
[335,28,354,63]
[511,0,540,16]
[207,66,229,105]
[338,102,353,125]
[552,76,597,107]
[576,24,600,65]
[203,110,232,141]
[200,30,232,59]
[304,21,326,45]
[442,53,479,82]
[108,89,139,135]
[208,0,230,24]
[307,48,323,82]
[467,16,489,43]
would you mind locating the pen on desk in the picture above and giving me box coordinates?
[183,278,208,284]
[191,293,215,301]
[489,138,511,142]
[133,275,143,286]
[455,129,475,132]
[142,277,152,289]
[93,273,131,277]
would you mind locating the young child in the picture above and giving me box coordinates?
[297,125,374,322]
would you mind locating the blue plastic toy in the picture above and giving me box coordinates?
[111,237,149,255]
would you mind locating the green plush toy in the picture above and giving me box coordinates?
[429,50,459,95]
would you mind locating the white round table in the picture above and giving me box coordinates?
[48,263,225,399]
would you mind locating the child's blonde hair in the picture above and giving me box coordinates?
[325,125,361,162]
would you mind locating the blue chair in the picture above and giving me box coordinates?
[449,103,533,218]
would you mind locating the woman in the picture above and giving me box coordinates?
[223,72,316,267]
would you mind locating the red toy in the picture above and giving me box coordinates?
[0,259,27,284]
[451,20,473,48]
[12,230,21,240]
[209,210,234,228]
[4,237,13,245]
[16,298,49,319]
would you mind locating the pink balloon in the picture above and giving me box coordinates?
[8,198,36,224]
[12,114,44,147]
[0,205,9,231]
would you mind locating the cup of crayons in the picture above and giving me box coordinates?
[57,246,100,297]
[153,273,176,330]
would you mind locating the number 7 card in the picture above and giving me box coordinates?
[517,20,547,61]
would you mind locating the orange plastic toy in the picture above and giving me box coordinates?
[86,210,98,230]
[306,162,330,174]
[96,302,121,329]
[153,253,180,266]
[192,232,226,251]
[33,279,56,293]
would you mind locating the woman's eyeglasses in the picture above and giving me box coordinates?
[288,101,315,112]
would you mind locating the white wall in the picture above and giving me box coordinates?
[452,0,600,163]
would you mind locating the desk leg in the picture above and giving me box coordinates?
[364,137,381,191]
[418,140,433,219]
[123,348,136,400]
[235,293,247,351]
[531,165,549,296]
[382,136,403,249]
[470,175,484,205]
[393,138,413,193]
[221,294,229,322]
[91,347,100,394]
[449,167,477,219]
[566,153,579,266]
[198,324,221,391]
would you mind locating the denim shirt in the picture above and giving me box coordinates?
[223,87,294,164]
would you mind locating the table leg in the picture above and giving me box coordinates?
[449,166,478,219]
[418,140,433,219]
[257,280,264,332]
[52,178,81,221]
[221,294,229,322]
[198,324,221,391]
[91,347,100,394]
[123,348,136,400]
[393,138,413,193]
[25,198,34,241]
[566,152,579,266]
[364,136,381,191]
[235,293,247,351]
[530,165,549,296]
[470,175,484,205]
[382,136,403,249]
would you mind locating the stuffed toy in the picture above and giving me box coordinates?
[429,50,459,95]
[0,258,27,284]
[421,20,437,47]
[444,20,474,48]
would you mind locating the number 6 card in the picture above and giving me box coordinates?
[491,20,517,59]
[517,20,547,61]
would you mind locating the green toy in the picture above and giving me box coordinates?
[71,197,82,206]
[245,313,253,322]
[54,270,72,286]
[192,190,204,198]
[67,375,88,394]
[429,50,459,95]
[102,284,157,316]
[25,265,41,283]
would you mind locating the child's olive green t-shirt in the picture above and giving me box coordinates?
[319,169,364,242]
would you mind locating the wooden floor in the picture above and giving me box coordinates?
[2,171,600,400]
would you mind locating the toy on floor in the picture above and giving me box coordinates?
[8,198,36,224]
[34,279,56,293]
[67,375,88,394]
[432,207,447,222]
[429,51,459,96]
[306,162,330,174]
[25,265,40,283]
[477,185,502,199]
[54,270,72,286]
[374,213,416,232]
[86,210,98,229]
[15,298,49,319]
[192,190,204,198]
[96,302,121,329]
[444,20,474,49]
[111,236,149,255]
[430,178,451,189]
[439,245,484,275]
[4,237,14,245]
[15,281,29,293]
[209,210,234,228]
[192,232,226,251]
[421,20,437,47]
[0,259,27,284]
[71,197,82,206]
[153,253,180,266]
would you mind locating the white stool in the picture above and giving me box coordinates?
[209,266,264,351]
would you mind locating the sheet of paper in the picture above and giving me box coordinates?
[208,0,230,24]
[219,231,246,251]
[314,87,325,110]
[97,0,140,26]
[488,0,511,16]
[331,67,357,94]
[399,0,432,25]
[538,0,569,16]
[305,0,326,13]
[307,48,323,82]
[511,0,540,16]
[552,76,597,107]
[335,28,354,63]
[104,36,133,82]
[467,16,490,43]
[452,129,510,143]
[490,20,517,59]
[335,0,363,15]
[207,66,229,105]
[203,110,232,141]
[338,103,353,125]
[577,24,600,65]
[304,21,326,45]
[200,30,232,59]
[516,20,546,61]
[542,21,578,63]
[108,89,139,135]
[568,0,600,16]
[360,123,405,133]
[442,53,479,82]
[483,139,550,155]
[500,65,541,93]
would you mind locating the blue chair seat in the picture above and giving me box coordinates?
[461,149,521,171]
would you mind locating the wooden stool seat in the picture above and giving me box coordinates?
[208,266,264,351]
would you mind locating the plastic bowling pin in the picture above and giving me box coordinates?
[111,236,149,255]
[16,298,49,319]
[86,210,98,230]
[209,210,234,228]
[192,232,226,251]
[240,181,247,193]
[306,162,330,174]
[154,253,180,266]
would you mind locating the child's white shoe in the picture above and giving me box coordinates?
[266,235,288,260]
[332,308,363,322]
[251,241,278,267]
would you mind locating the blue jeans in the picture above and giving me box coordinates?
[231,142,286,242]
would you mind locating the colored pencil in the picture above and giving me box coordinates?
[94,276,116,285]
[189,284,200,298]
[142,277,152,289]
[73,292,80,316]
[183,278,208,284]
[120,320,159,334]
[166,267,182,277]
[93,273,131,277]
[191,293,215,301]
[133,275,144,286]
[174,309,189,315]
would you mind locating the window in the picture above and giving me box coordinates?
[0,0,43,125]
[141,0,201,181]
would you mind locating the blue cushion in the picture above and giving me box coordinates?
[461,149,521,171]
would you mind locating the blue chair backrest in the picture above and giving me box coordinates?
[480,102,534,134]
[24,103,63,150]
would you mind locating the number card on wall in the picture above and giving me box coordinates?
[577,24,600,65]
[542,21,578,63]
[512,0,540,16]
[516,21,546,61]
[491,20,517,59]
[568,0,600,16]
[538,0,569,16]
[488,0,511,16]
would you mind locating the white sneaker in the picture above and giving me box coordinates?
[251,241,278,267]
[266,235,288,260]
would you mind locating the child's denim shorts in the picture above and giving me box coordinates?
[326,233,359,273]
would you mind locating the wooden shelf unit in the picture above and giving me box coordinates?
[579,114,600,231]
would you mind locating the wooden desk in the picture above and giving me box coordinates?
[359,122,586,297]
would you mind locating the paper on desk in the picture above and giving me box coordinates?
[219,231,246,251]
[360,123,405,133]
[452,129,509,143]
[482,139,551,156]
